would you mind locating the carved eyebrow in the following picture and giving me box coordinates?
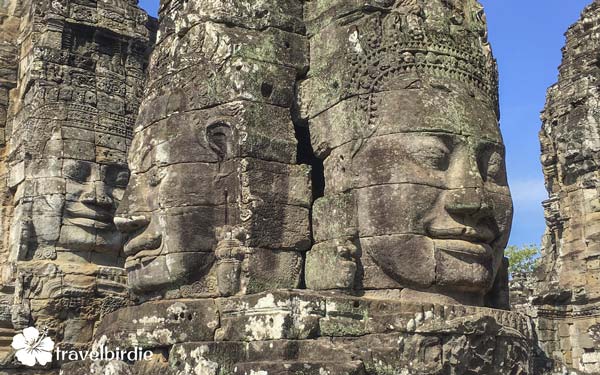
[413,132,455,147]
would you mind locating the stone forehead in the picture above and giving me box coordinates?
[130,113,233,170]
[372,88,501,141]
[310,87,502,156]
[131,101,300,167]
[12,105,131,166]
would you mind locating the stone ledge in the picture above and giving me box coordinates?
[62,290,534,374]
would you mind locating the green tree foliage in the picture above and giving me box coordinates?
[505,244,540,276]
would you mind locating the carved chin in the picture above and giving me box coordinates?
[127,255,175,293]
[365,234,499,295]
[435,249,496,293]
[58,224,122,253]
[127,252,216,294]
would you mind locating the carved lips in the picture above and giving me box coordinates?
[64,202,115,230]
[123,235,163,270]
[117,216,163,269]
[427,222,498,262]
[432,239,494,260]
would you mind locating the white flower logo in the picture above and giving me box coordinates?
[11,327,54,367]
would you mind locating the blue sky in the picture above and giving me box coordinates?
[480,0,591,246]
[139,1,158,16]
[137,0,591,247]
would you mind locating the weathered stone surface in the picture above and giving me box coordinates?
[63,291,532,374]
[531,1,600,374]
[0,0,156,366]
[0,0,535,373]
[95,299,219,349]
[304,0,512,308]
[0,0,22,363]
[114,0,311,302]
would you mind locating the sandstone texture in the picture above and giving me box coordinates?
[0,0,156,370]
[63,291,532,375]
[532,0,600,373]
[114,0,311,302]
[0,0,536,374]
[302,0,512,310]
[0,0,22,363]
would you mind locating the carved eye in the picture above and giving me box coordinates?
[206,122,232,161]
[64,160,92,182]
[478,147,507,185]
[409,136,452,171]
[104,165,130,188]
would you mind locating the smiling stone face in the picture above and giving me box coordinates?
[354,88,512,304]
[6,104,133,265]
[116,94,312,298]
[111,0,311,299]
[304,0,512,306]
[115,105,239,295]
[58,160,129,253]
[2,0,154,352]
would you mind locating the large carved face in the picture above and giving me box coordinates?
[350,87,512,303]
[8,112,132,262]
[115,107,237,295]
[58,159,129,254]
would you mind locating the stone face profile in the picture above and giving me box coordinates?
[303,0,512,308]
[113,0,311,300]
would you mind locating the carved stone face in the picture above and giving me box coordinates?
[58,159,129,253]
[8,115,132,262]
[353,87,512,303]
[115,109,236,295]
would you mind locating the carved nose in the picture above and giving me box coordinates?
[81,183,113,209]
[114,216,150,233]
[444,187,485,216]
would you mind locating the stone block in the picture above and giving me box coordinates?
[95,299,220,349]
[305,240,358,290]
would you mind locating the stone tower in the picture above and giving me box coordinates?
[0,0,155,370]
[64,0,530,374]
[534,0,600,372]
[3,0,532,374]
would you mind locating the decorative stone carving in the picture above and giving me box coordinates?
[302,0,512,308]
[59,0,531,373]
[63,291,533,375]
[3,0,532,373]
[113,0,311,301]
[0,0,155,365]
[533,1,600,373]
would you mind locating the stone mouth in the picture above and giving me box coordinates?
[64,204,114,230]
[124,251,161,270]
[427,224,497,245]
[124,234,163,269]
[433,239,494,260]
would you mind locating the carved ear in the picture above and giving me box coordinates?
[206,122,232,161]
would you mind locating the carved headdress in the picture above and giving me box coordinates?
[346,0,499,125]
